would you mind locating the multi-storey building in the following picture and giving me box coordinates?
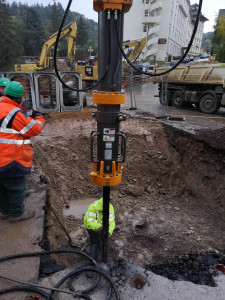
[124,0,208,62]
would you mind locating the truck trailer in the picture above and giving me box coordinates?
[152,63,225,114]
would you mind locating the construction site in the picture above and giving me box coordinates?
[1,0,225,299]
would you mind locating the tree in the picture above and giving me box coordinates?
[77,16,88,47]
[21,7,46,56]
[212,15,225,62]
[0,0,22,70]
[48,0,62,35]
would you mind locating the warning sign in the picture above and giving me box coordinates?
[104,128,115,135]
[103,135,115,142]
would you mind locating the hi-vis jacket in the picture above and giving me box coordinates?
[0,96,45,177]
[84,198,115,236]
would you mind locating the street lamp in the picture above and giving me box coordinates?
[88,46,93,57]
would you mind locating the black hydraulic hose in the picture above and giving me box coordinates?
[0,286,48,298]
[117,0,203,77]
[0,250,119,300]
[0,249,96,265]
[47,266,120,300]
[68,272,100,293]
[53,0,109,92]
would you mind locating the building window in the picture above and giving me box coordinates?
[143,25,148,32]
[146,0,150,3]
[145,9,149,17]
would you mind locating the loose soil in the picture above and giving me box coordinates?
[33,107,225,274]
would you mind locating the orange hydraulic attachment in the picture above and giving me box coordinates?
[92,90,125,105]
[90,159,123,186]
[93,0,132,13]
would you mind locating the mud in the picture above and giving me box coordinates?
[33,108,225,275]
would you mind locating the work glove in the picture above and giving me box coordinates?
[32,110,43,118]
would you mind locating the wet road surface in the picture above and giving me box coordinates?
[123,81,225,130]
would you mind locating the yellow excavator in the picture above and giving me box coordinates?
[74,37,146,87]
[123,37,147,71]
[14,21,77,72]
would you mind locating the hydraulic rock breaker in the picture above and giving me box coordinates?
[90,0,132,262]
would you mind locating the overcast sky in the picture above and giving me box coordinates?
[7,0,225,32]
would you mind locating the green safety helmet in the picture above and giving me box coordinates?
[0,77,10,87]
[4,81,24,98]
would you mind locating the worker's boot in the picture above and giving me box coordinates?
[10,210,35,223]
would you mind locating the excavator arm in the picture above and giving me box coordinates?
[14,21,77,72]
[39,21,77,68]
[123,37,147,69]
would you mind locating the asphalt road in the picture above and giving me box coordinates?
[123,81,225,130]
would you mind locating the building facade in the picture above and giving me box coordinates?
[124,0,208,62]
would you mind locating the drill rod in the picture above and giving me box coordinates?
[102,186,110,263]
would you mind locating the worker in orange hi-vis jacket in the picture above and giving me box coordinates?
[0,81,45,223]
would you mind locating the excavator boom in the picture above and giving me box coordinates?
[14,21,77,72]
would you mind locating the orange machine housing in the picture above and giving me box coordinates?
[93,0,132,12]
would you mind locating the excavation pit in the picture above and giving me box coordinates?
[33,108,225,285]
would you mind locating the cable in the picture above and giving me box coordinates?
[53,0,109,92]
[0,286,48,298]
[0,249,120,299]
[116,0,203,77]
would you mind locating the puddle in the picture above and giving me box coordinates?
[63,198,96,219]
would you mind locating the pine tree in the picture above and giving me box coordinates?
[0,0,22,70]
[21,7,46,56]
[212,15,225,62]
[77,16,89,47]
[48,0,62,35]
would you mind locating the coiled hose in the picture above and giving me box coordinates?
[0,249,120,299]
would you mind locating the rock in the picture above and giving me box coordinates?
[135,220,146,229]
[126,184,145,196]
[174,207,180,211]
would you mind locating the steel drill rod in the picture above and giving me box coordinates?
[102,186,110,263]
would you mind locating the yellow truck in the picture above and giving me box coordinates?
[153,63,225,114]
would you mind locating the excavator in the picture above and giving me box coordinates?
[75,37,146,87]
[14,21,77,72]
[123,37,147,71]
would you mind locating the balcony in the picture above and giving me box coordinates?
[148,25,160,35]
[147,37,158,47]
[144,15,161,24]
[150,1,162,11]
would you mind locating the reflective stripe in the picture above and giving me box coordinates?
[20,119,36,134]
[36,120,44,128]
[93,202,97,206]
[109,213,115,217]
[86,218,98,222]
[109,218,114,221]
[0,128,20,134]
[1,108,20,128]
[86,212,96,217]
[0,138,31,145]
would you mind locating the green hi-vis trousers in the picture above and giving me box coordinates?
[0,176,26,218]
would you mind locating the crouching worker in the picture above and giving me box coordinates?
[84,198,115,260]
[0,81,45,223]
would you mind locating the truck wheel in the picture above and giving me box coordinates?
[199,93,218,114]
[172,90,185,108]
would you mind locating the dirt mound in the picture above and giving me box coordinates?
[33,114,225,273]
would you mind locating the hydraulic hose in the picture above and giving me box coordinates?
[53,0,109,92]
[0,286,48,299]
[0,249,120,300]
[117,0,203,77]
